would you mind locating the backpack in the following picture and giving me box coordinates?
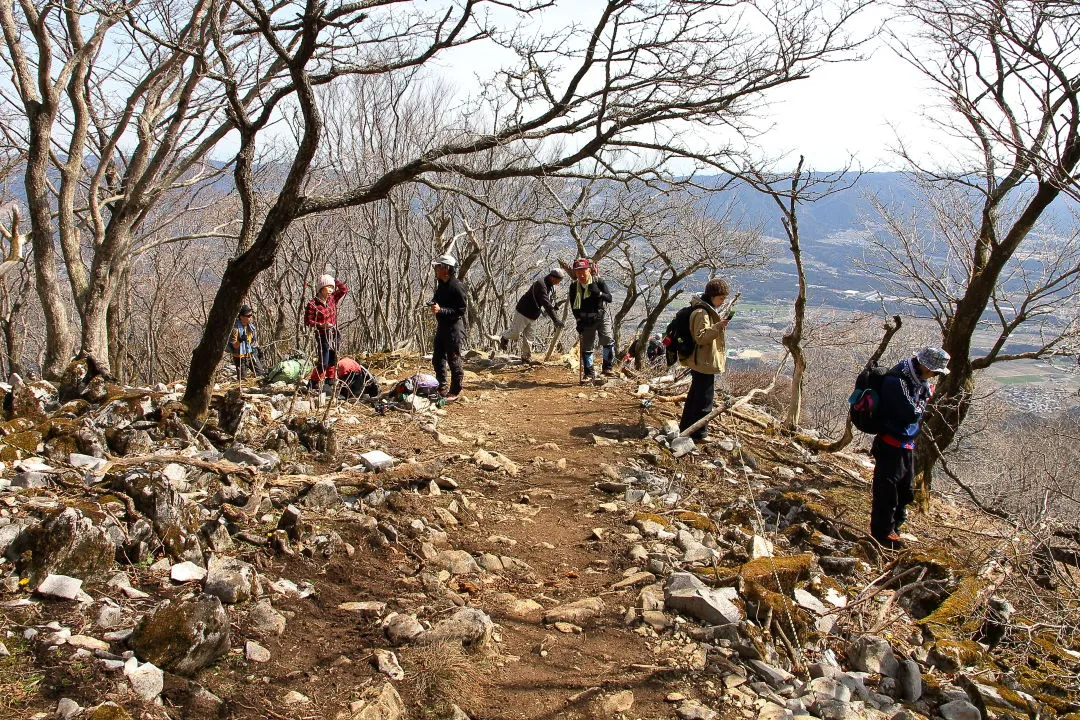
[662,306,697,366]
[266,357,314,384]
[391,373,441,399]
[848,363,898,434]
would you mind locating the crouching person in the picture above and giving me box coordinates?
[335,357,380,399]
[498,267,566,361]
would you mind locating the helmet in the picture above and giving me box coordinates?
[915,347,951,375]
[548,267,567,279]
[432,253,458,269]
[572,258,592,271]
[317,274,335,291]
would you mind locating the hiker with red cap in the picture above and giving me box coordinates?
[305,273,348,397]
[569,258,615,381]
[870,346,951,549]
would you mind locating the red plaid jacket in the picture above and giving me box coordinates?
[305,281,348,328]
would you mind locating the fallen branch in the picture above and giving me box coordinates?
[101,453,255,480]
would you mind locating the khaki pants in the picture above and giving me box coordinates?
[500,312,535,358]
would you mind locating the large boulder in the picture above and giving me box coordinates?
[129,595,230,676]
[9,375,58,422]
[15,507,115,585]
[94,394,155,430]
[112,470,204,564]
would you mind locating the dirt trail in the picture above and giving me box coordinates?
[235,363,691,720]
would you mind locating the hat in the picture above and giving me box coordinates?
[238,304,253,317]
[548,267,567,279]
[432,253,457,269]
[915,347,951,375]
[572,258,592,271]
[317,274,335,291]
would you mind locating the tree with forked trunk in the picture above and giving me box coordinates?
[873,0,1080,505]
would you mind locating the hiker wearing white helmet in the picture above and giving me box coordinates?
[304,273,349,395]
[429,254,468,400]
[496,267,566,362]
[870,345,951,549]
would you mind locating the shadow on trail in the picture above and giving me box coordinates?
[568,421,648,441]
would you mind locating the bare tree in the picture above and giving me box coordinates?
[876,0,1080,503]
[180,0,867,418]
[738,157,859,428]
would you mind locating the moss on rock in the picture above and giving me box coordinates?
[739,554,815,595]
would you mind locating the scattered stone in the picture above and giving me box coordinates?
[56,697,82,720]
[245,641,271,663]
[68,452,108,472]
[125,660,164,702]
[18,507,116,585]
[489,593,545,623]
[432,549,479,575]
[129,594,230,676]
[747,535,774,559]
[89,702,131,720]
[664,572,743,624]
[670,437,695,457]
[748,659,794,689]
[372,649,404,680]
[849,635,899,678]
[383,613,425,646]
[898,659,922,702]
[339,601,386,617]
[301,479,341,511]
[67,634,110,652]
[611,571,655,590]
[170,561,207,583]
[676,699,718,719]
[601,690,635,714]
[249,599,287,638]
[283,690,310,705]
[36,574,92,602]
[939,700,981,720]
[96,603,123,629]
[204,555,259,604]
[543,597,606,626]
[349,682,405,720]
[359,450,396,471]
[424,607,493,648]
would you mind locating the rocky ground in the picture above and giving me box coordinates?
[0,354,1078,720]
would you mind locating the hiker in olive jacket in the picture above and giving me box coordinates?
[679,278,730,441]
[569,259,615,380]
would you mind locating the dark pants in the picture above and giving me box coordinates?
[870,437,915,542]
[233,354,263,379]
[680,370,715,439]
[433,326,463,395]
[313,329,338,383]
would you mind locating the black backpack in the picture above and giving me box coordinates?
[848,363,899,434]
[662,305,697,366]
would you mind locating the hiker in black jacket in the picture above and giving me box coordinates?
[870,346,951,548]
[429,254,468,400]
[497,268,566,361]
[569,258,615,381]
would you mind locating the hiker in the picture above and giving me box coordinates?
[335,357,380,399]
[870,346,951,548]
[569,258,614,381]
[229,304,264,379]
[429,253,468,400]
[304,274,348,394]
[679,278,732,441]
[497,268,566,361]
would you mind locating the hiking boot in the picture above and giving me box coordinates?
[441,393,460,403]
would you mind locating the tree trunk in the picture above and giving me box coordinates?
[24,108,75,379]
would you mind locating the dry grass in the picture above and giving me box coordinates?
[404,640,485,714]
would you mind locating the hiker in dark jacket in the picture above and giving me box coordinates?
[497,268,566,361]
[679,278,731,441]
[429,253,468,400]
[569,258,614,381]
[870,346,951,548]
[230,304,264,379]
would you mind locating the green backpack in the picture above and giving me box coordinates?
[266,357,314,384]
